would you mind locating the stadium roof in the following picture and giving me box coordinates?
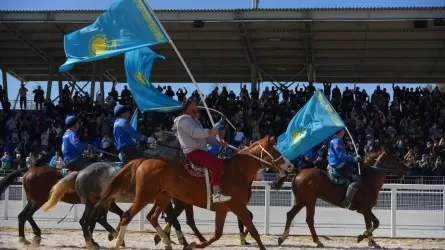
[0,7,445,83]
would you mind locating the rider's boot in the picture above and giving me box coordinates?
[341,184,359,210]
[212,185,232,203]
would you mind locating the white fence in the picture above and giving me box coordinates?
[1,180,445,238]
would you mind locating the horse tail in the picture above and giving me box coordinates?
[0,168,29,195]
[97,159,144,207]
[43,171,79,212]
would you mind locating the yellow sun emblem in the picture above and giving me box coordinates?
[89,34,107,56]
[134,72,150,86]
[291,129,306,145]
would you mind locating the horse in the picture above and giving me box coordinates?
[0,165,125,246]
[42,132,193,250]
[97,136,293,250]
[156,144,256,246]
[275,146,408,248]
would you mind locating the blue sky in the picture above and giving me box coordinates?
[1,0,442,101]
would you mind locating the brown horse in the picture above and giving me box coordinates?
[275,146,408,248]
[97,136,293,250]
[0,166,124,246]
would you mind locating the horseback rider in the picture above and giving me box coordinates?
[62,115,90,171]
[174,100,231,203]
[113,105,156,164]
[328,129,363,209]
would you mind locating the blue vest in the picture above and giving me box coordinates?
[62,130,88,163]
[328,136,355,167]
[113,118,147,151]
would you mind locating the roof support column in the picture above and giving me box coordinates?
[90,63,96,100]
[100,66,105,104]
[304,21,315,83]
[250,63,257,93]
[58,79,63,103]
[1,68,9,101]
[46,62,53,100]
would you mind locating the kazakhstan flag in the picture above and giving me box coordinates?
[125,48,182,113]
[60,0,168,72]
[277,90,345,160]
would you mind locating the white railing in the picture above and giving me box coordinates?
[1,179,445,238]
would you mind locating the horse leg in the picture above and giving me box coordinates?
[79,205,98,250]
[164,200,188,247]
[114,191,154,248]
[108,201,124,242]
[184,202,207,243]
[146,194,175,250]
[195,211,227,249]
[305,201,323,247]
[18,202,32,245]
[238,186,253,245]
[26,204,43,245]
[229,205,267,250]
[366,210,381,248]
[278,202,304,245]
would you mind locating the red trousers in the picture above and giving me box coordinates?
[187,149,224,185]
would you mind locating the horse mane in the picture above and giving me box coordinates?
[363,150,381,165]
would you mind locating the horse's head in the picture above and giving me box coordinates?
[364,144,408,178]
[241,136,294,178]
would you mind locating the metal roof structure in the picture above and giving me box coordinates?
[0,7,444,83]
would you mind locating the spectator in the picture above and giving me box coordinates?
[233,126,245,147]
[49,151,63,168]
[18,83,28,110]
[1,152,13,170]
[33,86,45,110]
[26,152,36,168]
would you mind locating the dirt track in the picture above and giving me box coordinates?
[0,227,444,249]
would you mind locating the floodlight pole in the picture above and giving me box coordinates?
[252,0,259,9]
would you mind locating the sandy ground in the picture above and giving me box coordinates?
[0,228,444,250]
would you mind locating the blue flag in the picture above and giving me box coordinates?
[130,108,139,130]
[125,48,182,112]
[277,90,345,160]
[60,0,168,72]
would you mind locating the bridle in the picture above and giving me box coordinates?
[368,151,405,174]
[238,142,291,175]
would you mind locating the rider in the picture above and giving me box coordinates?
[62,115,90,171]
[113,105,156,164]
[174,99,231,203]
[328,129,362,209]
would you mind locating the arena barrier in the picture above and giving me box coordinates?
[1,179,444,238]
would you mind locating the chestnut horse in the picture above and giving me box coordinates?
[97,136,293,250]
[0,166,125,246]
[275,146,408,248]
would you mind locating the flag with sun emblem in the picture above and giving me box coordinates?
[125,47,182,112]
[277,90,345,160]
[59,0,168,72]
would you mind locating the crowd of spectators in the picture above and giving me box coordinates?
[0,81,444,178]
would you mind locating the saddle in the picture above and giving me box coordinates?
[181,153,212,179]
[327,166,351,186]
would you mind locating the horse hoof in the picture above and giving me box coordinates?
[240,239,251,245]
[357,234,365,243]
[19,237,31,245]
[315,241,324,248]
[165,246,173,250]
[278,237,284,245]
[154,234,161,245]
[108,233,114,241]
[369,240,381,249]
[121,241,126,247]
[184,242,197,250]
[32,236,42,245]
[86,240,100,250]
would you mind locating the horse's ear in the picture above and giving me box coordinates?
[268,136,276,144]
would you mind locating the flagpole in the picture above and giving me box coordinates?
[345,127,361,175]
[144,2,217,130]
